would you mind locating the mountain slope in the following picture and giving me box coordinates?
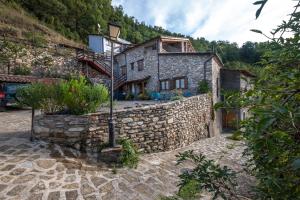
[0,1,84,48]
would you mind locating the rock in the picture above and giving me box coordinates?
[81,183,95,196]
[36,159,56,169]
[9,168,26,175]
[167,118,174,124]
[27,193,43,200]
[1,164,15,171]
[0,184,7,192]
[91,177,107,188]
[64,175,76,183]
[7,185,26,196]
[49,182,62,189]
[62,183,79,189]
[30,181,46,193]
[68,127,85,132]
[65,190,78,200]
[0,175,13,183]
[47,191,60,200]
[34,126,49,134]
[13,174,35,184]
[122,118,133,123]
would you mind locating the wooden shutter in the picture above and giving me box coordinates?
[169,79,175,90]
[184,77,188,89]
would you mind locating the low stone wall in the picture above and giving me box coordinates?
[33,94,212,153]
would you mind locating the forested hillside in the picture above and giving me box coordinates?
[4,0,268,69]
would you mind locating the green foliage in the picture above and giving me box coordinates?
[12,65,31,75]
[226,131,243,141]
[125,93,134,100]
[24,32,47,47]
[137,91,150,100]
[16,76,109,115]
[164,150,238,200]
[197,80,210,94]
[217,1,300,199]
[170,89,184,101]
[119,139,139,169]
[60,77,109,115]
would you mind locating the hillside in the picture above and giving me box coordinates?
[0,1,84,48]
[1,0,268,71]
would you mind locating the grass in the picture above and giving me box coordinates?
[0,1,84,48]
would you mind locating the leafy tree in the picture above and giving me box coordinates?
[217,0,300,198]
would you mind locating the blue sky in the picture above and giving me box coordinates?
[112,0,295,45]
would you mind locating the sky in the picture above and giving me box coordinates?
[111,0,296,45]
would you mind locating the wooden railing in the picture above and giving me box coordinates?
[76,49,127,90]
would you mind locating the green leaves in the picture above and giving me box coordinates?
[250,29,263,34]
[119,139,139,169]
[253,0,268,19]
[16,76,109,115]
[175,151,238,200]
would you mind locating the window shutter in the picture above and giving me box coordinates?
[184,77,188,89]
[169,79,175,90]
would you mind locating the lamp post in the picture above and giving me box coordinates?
[108,22,121,148]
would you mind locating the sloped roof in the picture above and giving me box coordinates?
[0,74,62,84]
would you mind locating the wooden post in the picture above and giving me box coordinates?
[142,82,145,95]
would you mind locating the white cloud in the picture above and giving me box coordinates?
[112,0,296,45]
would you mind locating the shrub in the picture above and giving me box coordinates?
[198,80,210,94]
[170,89,184,101]
[125,93,134,100]
[175,150,238,200]
[16,76,109,115]
[137,91,150,100]
[61,77,109,115]
[119,139,139,169]
[12,65,31,75]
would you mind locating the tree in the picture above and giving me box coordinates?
[217,0,300,198]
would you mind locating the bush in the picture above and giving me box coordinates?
[125,93,134,100]
[119,139,139,169]
[16,76,109,115]
[12,65,31,75]
[175,150,238,200]
[170,89,184,101]
[137,91,150,100]
[198,80,210,94]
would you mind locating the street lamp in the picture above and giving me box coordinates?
[108,22,121,148]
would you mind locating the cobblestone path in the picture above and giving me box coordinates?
[0,110,254,200]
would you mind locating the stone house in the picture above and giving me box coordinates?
[113,36,223,136]
[79,35,223,135]
[220,68,255,131]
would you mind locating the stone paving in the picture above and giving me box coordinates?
[0,109,255,200]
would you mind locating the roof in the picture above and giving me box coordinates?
[0,74,62,84]
[88,34,132,45]
[115,35,192,56]
[221,68,256,77]
[125,76,151,84]
[0,74,36,83]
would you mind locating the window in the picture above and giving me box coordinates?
[137,59,144,71]
[130,62,134,70]
[160,80,170,90]
[121,65,127,76]
[175,77,187,89]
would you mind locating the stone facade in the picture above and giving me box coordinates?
[114,37,223,98]
[33,94,212,153]
[115,40,159,92]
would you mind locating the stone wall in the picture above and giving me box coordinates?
[33,94,212,153]
[115,40,159,92]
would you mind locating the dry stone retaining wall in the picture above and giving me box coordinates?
[33,94,212,153]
